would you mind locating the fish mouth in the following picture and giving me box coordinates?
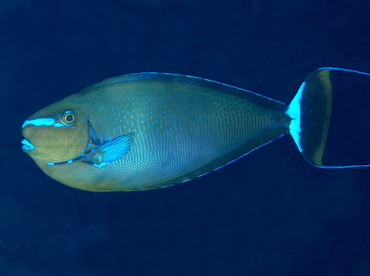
[21,138,35,151]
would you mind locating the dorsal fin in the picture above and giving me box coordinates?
[94,72,285,110]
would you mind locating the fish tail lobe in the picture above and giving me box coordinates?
[286,67,370,168]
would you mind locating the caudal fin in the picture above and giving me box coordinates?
[286,67,370,168]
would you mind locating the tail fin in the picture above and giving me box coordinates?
[286,67,370,168]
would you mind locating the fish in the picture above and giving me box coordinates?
[21,67,370,192]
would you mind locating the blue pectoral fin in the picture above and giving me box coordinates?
[85,133,134,166]
[286,67,370,168]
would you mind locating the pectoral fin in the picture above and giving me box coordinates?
[85,133,134,166]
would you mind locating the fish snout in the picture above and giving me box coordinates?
[21,117,58,152]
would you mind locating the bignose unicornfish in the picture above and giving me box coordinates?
[21,67,370,191]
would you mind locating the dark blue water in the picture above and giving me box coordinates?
[1,1,370,275]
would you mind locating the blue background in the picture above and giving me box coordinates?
[1,1,370,275]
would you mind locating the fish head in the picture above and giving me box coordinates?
[21,100,89,164]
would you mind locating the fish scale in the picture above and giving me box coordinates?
[116,80,276,189]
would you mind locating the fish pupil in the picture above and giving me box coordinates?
[63,111,77,124]
[65,114,74,122]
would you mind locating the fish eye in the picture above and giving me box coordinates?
[61,111,77,125]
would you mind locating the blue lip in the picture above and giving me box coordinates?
[22,139,35,150]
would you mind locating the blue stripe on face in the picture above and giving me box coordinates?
[22,118,57,128]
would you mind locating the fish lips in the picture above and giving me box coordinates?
[21,138,35,151]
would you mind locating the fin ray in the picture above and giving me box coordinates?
[85,133,134,166]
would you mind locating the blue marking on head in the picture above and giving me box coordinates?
[22,118,57,128]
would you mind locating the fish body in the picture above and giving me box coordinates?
[21,68,370,191]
